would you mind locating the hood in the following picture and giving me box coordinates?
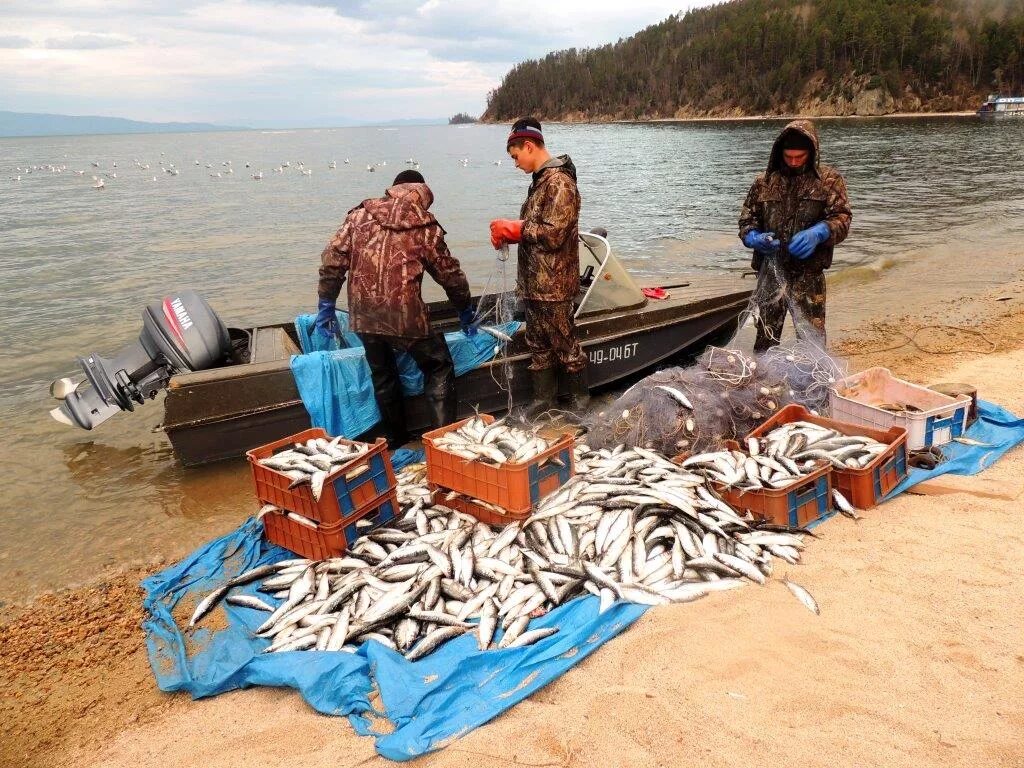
[533,154,577,184]
[767,119,821,177]
[362,182,436,230]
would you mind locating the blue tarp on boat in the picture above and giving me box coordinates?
[289,311,520,439]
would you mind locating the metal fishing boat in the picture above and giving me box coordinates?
[51,232,752,466]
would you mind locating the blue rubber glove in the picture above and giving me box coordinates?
[788,221,831,260]
[314,298,338,340]
[742,229,781,253]
[459,308,477,336]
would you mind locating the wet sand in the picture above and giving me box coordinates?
[3,277,1024,768]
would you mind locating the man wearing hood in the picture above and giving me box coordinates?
[315,170,475,448]
[739,119,852,351]
[489,117,588,418]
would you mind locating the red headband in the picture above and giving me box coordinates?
[507,126,544,147]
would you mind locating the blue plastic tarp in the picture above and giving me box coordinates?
[885,400,1024,497]
[142,449,424,712]
[290,311,521,439]
[142,399,1024,760]
[141,453,648,760]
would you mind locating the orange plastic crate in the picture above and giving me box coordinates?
[715,440,832,528]
[247,428,395,525]
[261,489,399,560]
[423,415,575,515]
[717,465,832,528]
[746,404,908,510]
[430,485,531,527]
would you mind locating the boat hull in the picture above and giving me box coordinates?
[165,280,750,466]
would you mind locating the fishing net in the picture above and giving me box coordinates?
[471,243,518,415]
[586,258,849,456]
[736,255,829,350]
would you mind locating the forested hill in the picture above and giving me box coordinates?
[482,0,1024,121]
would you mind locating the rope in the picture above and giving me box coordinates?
[844,325,998,357]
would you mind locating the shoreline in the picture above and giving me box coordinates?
[3,279,1024,767]
[624,110,976,124]
[481,111,977,126]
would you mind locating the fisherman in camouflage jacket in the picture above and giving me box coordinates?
[738,119,852,351]
[315,170,475,447]
[490,118,589,418]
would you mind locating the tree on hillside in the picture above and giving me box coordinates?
[482,0,1024,119]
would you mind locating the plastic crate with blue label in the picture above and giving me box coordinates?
[261,489,399,560]
[247,428,396,525]
[715,440,833,527]
[830,368,970,450]
[423,415,575,515]
[746,404,909,510]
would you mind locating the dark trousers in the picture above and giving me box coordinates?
[524,299,587,372]
[358,330,456,448]
[753,269,827,352]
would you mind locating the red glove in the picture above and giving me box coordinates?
[489,219,523,249]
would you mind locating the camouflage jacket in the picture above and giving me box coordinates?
[517,155,581,302]
[738,120,852,274]
[318,182,471,339]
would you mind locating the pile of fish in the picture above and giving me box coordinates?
[676,421,876,518]
[428,416,552,465]
[396,462,431,507]
[753,421,890,470]
[257,437,371,501]
[188,442,821,657]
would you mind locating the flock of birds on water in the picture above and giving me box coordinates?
[9,154,503,189]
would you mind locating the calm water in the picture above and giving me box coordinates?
[1,118,1022,601]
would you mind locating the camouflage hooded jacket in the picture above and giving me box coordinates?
[318,182,471,339]
[517,155,582,302]
[738,120,852,274]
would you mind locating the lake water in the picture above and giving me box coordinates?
[1,117,1022,601]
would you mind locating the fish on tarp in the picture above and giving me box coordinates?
[186,440,817,661]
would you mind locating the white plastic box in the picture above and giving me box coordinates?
[829,367,971,451]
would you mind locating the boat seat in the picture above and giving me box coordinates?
[250,326,301,362]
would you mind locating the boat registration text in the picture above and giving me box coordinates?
[589,342,639,365]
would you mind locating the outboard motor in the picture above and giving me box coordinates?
[50,290,231,430]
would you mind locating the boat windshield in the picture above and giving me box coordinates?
[575,232,646,317]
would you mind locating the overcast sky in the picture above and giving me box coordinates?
[0,0,713,126]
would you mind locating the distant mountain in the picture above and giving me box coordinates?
[364,118,448,127]
[0,111,244,138]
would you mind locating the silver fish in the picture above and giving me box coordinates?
[783,577,820,615]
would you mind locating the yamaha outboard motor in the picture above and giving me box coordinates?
[50,290,231,430]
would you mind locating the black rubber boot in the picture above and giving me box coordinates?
[359,332,410,449]
[377,395,409,450]
[425,386,456,432]
[525,368,557,420]
[407,331,457,431]
[567,369,591,413]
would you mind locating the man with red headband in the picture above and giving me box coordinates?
[489,117,588,418]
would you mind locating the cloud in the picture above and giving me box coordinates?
[43,34,133,49]
[0,35,33,48]
[0,0,713,123]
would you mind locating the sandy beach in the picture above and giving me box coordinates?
[3,276,1023,768]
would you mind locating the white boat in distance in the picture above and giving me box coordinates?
[977,94,1024,118]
